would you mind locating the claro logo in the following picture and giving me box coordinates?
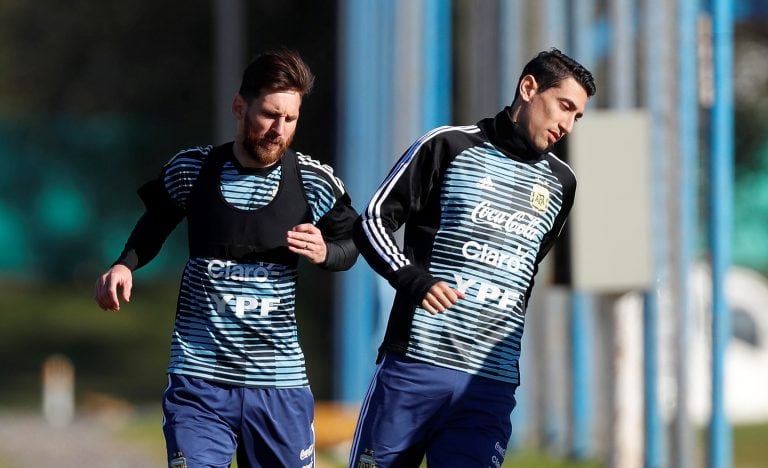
[207,260,273,282]
[470,201,541,240]
[461,240,523,273]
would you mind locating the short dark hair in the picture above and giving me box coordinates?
[238,49,315,102]
[513,48,596,103]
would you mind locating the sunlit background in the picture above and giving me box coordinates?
[1,1,767,467]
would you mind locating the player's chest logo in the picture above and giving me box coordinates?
[530,183,550,213]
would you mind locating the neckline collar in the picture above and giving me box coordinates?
[481,107,543,161]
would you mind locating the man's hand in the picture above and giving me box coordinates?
[94,264,133,311]
[287,223,327,264]
[421,281,465,314]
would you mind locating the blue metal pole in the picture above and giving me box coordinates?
[335,0,383,402]
[643,291,662,468]
[422,0,452,130]
[675,0,700,466]
[643,0,667,464]
[499,0,526,450]
[609,0,635,109]
[529,1,570,452]
[708,0,733,466]
[569,292,592,459]
[544,0,567,49]
[498,0,524,107]
[569,0,596,460]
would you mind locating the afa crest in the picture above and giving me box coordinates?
[530,183,550,213]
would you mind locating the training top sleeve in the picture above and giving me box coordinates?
[316,192,358,271]
[112,147,209,270]
[297,153,359,271]
[353,127,456,305]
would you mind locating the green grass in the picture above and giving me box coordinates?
[733,423,768,468]
[112,407,167,462]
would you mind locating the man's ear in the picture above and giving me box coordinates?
[518,75,539,102]
[232,94,247,119]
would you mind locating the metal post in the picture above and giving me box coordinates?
[499,0,527,450]
[608,1,640,465]
[609,0,635,109]
[569,292,593,459]
[544,0,567,49]
[708,0,733,466]
[642,292,662,468]
[643,0,668,464]
[569,0,596,460]
[498,0,524,107]
[674,0,701,466]
[422,0,452,130]
[335,0,386,402]
[213,0,245,145]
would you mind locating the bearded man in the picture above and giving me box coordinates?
[95,49,358,468]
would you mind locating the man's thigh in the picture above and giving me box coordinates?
[426,375,517,468]
[349,354,454,468]
[162,374,239,468]
[238,386,315,468]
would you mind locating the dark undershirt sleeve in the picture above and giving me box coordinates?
[112,179,185,271]
[316,193,359,271]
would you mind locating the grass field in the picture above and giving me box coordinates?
[1,282,766,466]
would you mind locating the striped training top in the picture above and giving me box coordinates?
[162,145,349,387]
[354,109,576,384]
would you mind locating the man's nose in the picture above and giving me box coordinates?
[271,118,285,136]
[560,117,575,136]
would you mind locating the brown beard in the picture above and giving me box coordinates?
[241,112,293,166]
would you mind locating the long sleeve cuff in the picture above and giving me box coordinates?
[112,249,140,271]
[319,238,358,271]
[388,264,440,305]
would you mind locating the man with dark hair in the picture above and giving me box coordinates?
[95,49,358,467]
[349,48,596,467]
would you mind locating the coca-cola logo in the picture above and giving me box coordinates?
[470,201,541,240]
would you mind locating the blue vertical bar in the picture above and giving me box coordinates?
[569,0,596,460]
[498,0,524,107]
[569,292,592,459]
[572,0,596,65]
[643,291,662,468]
[709,0,733,466]
[374,1,395,183]
[335,0,381,402]
[644,0,666,464]
[534,1,567,452]
[675,0,700,467]
[422,0,452,130]
[544,0,567,48]
[499,1,527,450]
[609,0,635,109]
[366,0,397,359]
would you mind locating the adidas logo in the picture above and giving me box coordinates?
[477,176,495,191]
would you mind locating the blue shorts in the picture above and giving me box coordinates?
[162,374,315,468]
[349,353,517,468]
